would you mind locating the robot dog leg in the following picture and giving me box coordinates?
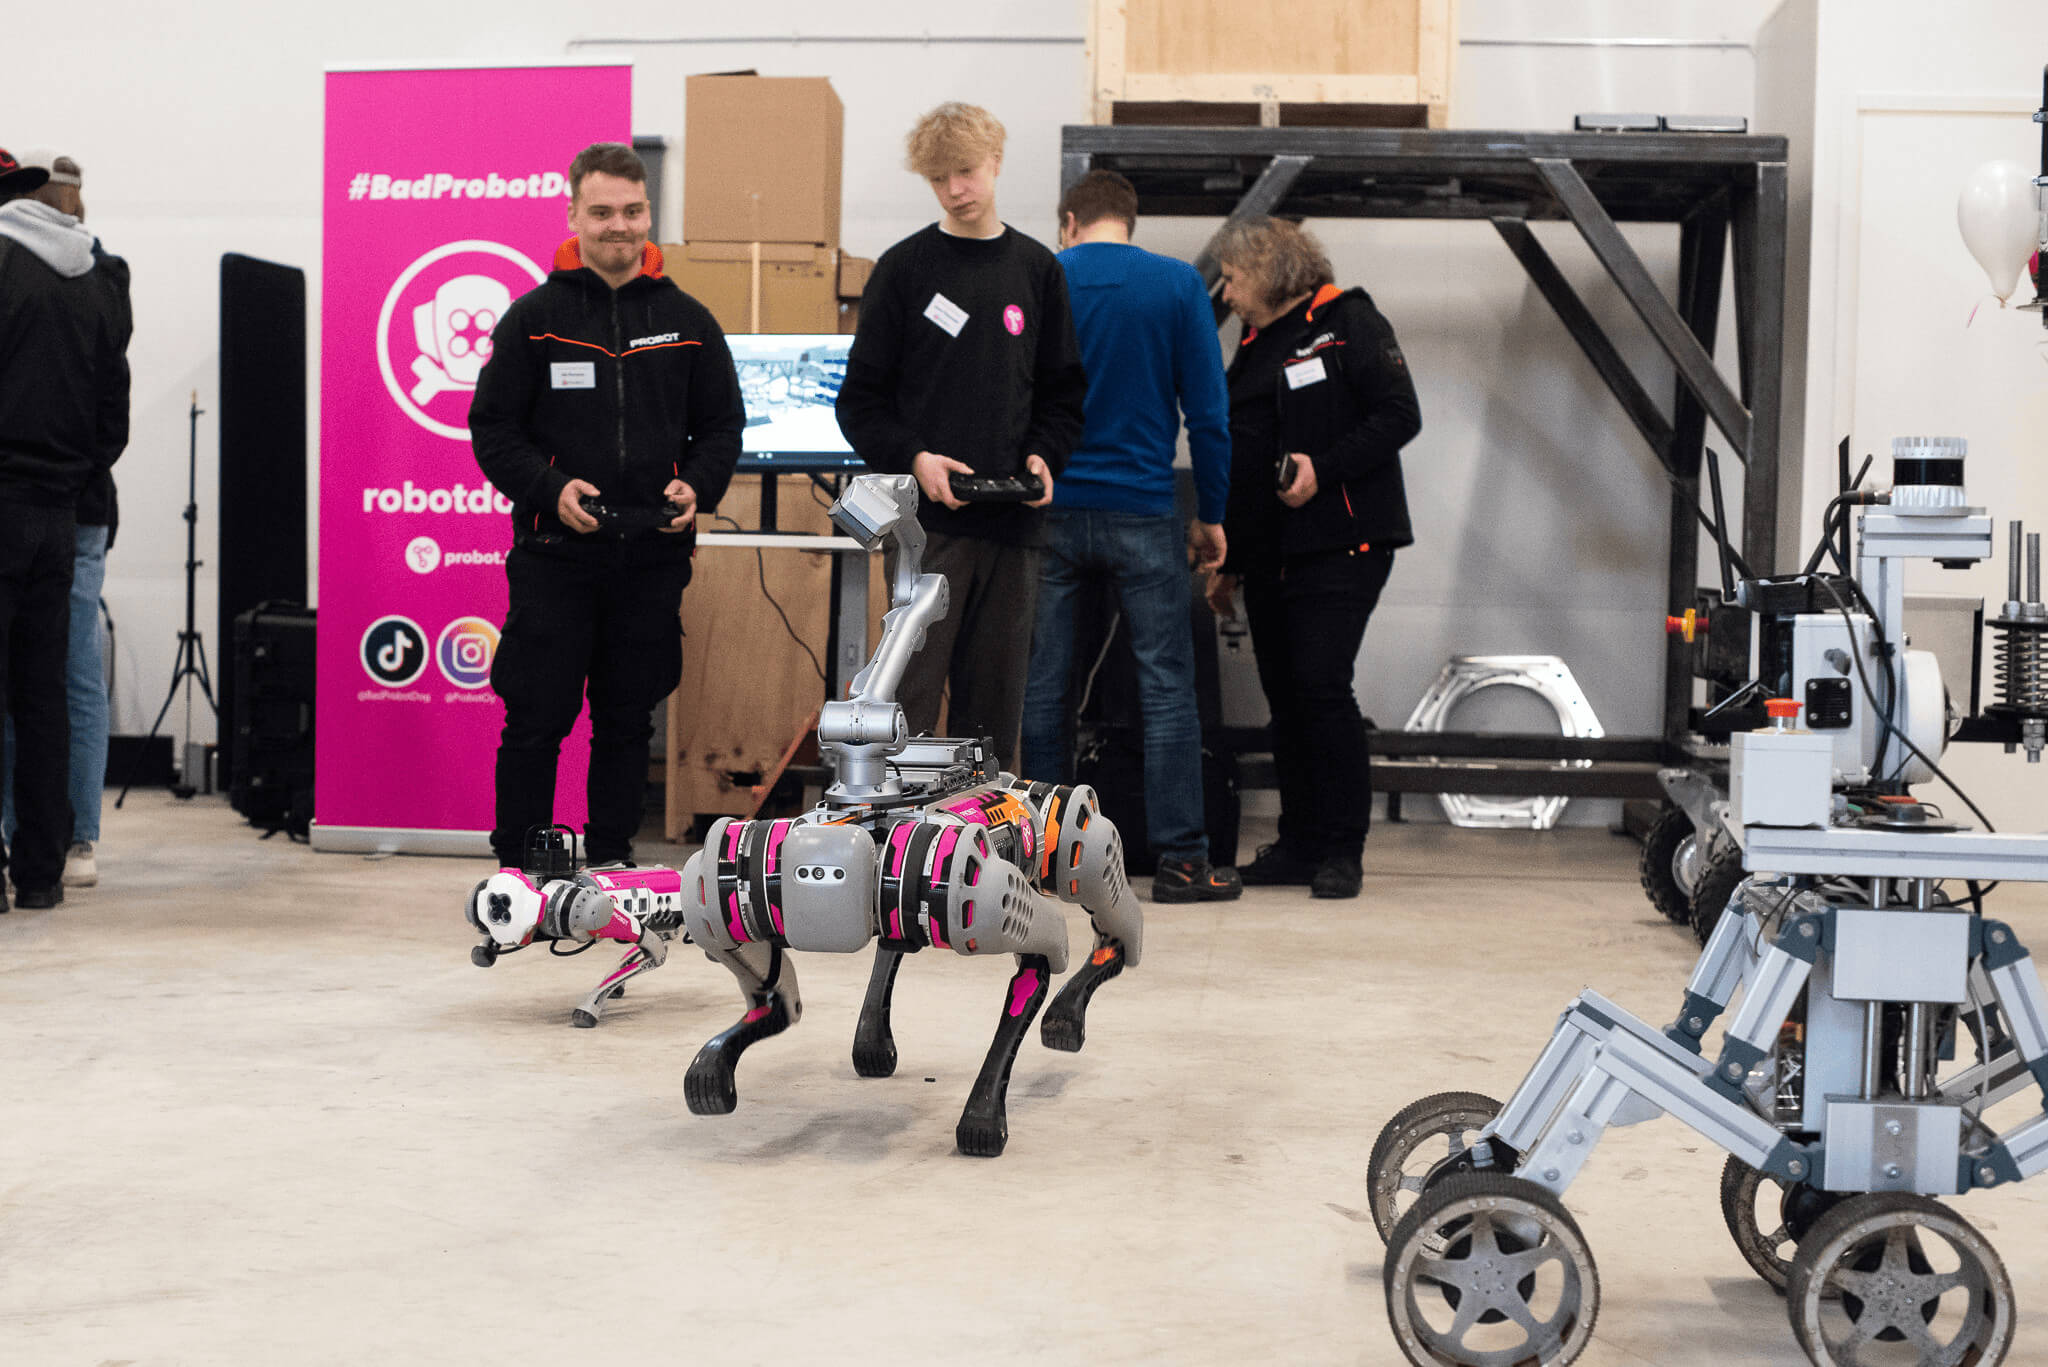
[465,866,685,1027]
[1015,780,1142,1053]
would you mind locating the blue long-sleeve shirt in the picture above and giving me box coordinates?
[1052,241,1230,524]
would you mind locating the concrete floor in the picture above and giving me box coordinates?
[4,796,2046,1366]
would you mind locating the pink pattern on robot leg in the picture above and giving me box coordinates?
[887,823,911,876]
[742,1004,773,1024]
[594,910,642,943]
[765,821,791,874]
[724,823,744,860]
[726,891,748,944]
[600,954,642,987]
[934,826,961,871]
[1007,968,1041,1016]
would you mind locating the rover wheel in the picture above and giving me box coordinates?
[1689,845,1747,946]
[1638,805,1699,923]
[1719,1156,1843,1294]
[1384,1172,1598,1367]
[1368,1091,1505,1244]
[1786,1192,2013,1367]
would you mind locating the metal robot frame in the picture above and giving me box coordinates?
[1368,427,2048,1367]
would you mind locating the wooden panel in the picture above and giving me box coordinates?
[1092,0,1454,125]
[1124,0,1418,78]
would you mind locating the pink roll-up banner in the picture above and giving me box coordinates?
[314,64,631,853]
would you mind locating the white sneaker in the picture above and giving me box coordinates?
[62,842,97,887]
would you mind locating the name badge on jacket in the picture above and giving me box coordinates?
[551,361,597,389]
[924,292,969,338]
[1284,356,1327,390]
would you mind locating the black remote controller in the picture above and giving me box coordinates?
[950,474,1046,503]
[578,496,689,533]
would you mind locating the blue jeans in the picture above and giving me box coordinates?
[3,522,108,848]
[1021,508,1206,861]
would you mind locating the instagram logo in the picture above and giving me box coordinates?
[436,616,500,689]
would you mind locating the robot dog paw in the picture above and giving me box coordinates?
[955,1106,1010,1159]
[851,1027,898,1078]
[571,1008,600,1029]
[1038,1009,1085,1054]
[685,1047,740,1115]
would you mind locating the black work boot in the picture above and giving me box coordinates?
[1238,842,1320,887]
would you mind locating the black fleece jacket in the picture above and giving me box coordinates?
[470,240,743,563]
[0,233,130,511]
[1221,285,1421,572]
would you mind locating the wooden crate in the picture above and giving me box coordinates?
[1090,0,1456,129]
[664,477,885,837]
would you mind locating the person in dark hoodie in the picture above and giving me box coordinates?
[0,146,131,911]
[469,142,743,870]
[0,149,126,892]
[1203,217,1420,901]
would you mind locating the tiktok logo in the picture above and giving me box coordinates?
[360,615,429,687]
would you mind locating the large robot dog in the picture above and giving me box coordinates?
[466,474,1142,1156]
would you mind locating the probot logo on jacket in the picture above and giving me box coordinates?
[377,240,547,441]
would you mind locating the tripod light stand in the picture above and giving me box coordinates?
[117,393,216,806]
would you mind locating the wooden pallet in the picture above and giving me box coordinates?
[1089,0,1456,129]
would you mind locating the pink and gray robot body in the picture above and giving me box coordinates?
[463,474,1144,1156]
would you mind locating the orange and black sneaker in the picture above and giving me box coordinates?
[1152,854,1244,903]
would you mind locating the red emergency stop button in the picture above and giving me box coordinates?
[1765,698,1802,720]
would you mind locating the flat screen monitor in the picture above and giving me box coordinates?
[726,333,865,473]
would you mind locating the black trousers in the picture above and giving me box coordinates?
[489,545,689,866]
[0,502,76,889]
[890,530,1042,770]
[1242,548,1393,863]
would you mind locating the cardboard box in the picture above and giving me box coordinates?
[685,75,843,245]
[837,253,874,300]
[662,241,839,334]
[838,299,859,335]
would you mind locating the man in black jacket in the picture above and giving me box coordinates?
[470,142,743,869]
[835,103,1087,767]
[0,146,130,911]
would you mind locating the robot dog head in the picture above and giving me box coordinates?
[466,870,547,948]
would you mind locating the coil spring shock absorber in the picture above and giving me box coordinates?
[1989,521,2048,760]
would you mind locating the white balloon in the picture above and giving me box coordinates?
[1957,159,2040,302]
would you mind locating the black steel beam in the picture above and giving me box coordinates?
[1491,217,1675,466]
[1370,759,1669,799]
[1534,157,1755,463]
[1731,160,1787,571]
[1064,125,1790,170]
[1663,200,1727,740]
[1216,726,1672,763]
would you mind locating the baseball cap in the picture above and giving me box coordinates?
[17,148,80,187]
[0,147,51,196]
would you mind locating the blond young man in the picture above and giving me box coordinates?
[834,103,1086,767]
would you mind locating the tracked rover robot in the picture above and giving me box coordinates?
[465,473,1142,1157]
[1366,430,2048,1367]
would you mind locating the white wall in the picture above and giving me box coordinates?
[1759,0,2048,828]
[38,1,2026,837]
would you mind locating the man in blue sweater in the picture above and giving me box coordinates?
[1019,170,1239,903]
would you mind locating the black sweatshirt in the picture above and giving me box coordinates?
[835,224,1087,544]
